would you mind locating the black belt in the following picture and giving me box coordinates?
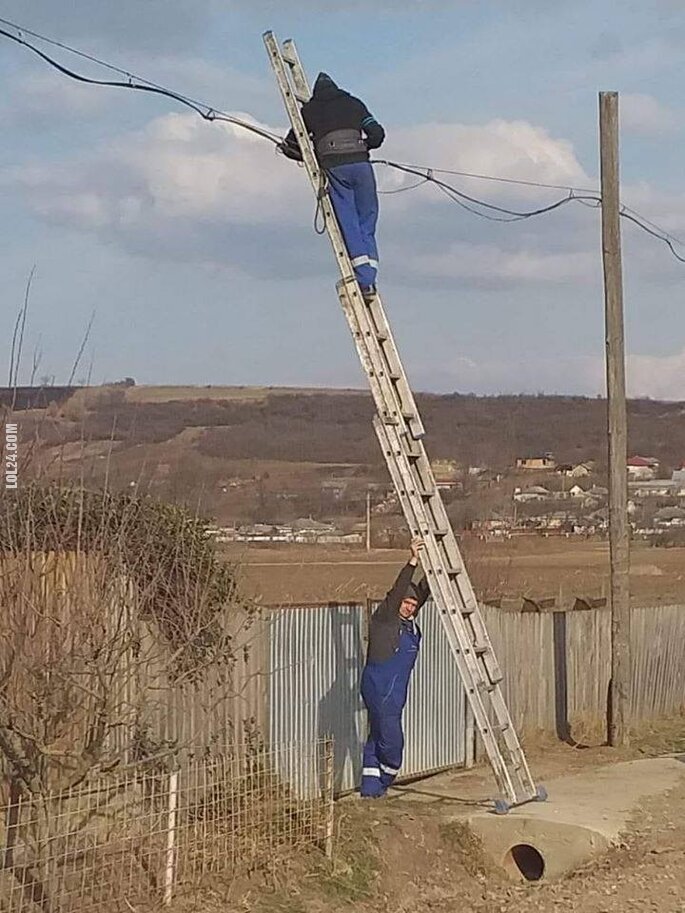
[316,128,367,158]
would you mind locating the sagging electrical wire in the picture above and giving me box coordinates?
[0,19,282,145]
[374,159,602,221]
[375,158,685,264]
[385,160,601,195]
[619,211,685,263]
[621,206,685,251]
[378,176,431,195]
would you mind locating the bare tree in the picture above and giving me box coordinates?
[0,484,258,908]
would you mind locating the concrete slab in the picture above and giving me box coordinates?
[463,758,685,882]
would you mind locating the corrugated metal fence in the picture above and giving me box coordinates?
[268,601,467,793]
[3,551,682,799]
[481,603,685,743]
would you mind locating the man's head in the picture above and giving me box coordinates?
[313,72,342,98]
[399,582,420,620]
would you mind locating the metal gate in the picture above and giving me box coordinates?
[268,601,466,794]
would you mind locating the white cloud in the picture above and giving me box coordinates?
[0,71,108,121]
[621,93,680,136]
[409,242,598,286]
[6,107,685,291]
[7,112,599,279]
[382,119,591,197]
[8,111,304,229]
[412,352,605,396]
[627,349,685,400]
[622,183,685,238]
[412,346,685,400]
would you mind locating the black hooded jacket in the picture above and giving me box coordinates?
[282,73,385,168]
[366,562,430,665]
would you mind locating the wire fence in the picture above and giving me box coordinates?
[0,740,334,913]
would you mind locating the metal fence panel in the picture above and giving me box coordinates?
[268,604,367,795]
[268,600,466,795]
[402,599,467,775]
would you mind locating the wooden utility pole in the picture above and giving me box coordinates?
[599,91,631,747]
[366,490,372,552]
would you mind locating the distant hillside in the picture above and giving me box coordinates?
[0,385,82,410]
[51,385,685,467]
[9,385,685,523]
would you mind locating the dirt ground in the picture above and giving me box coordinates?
[171,733,685,913]
[222,538,685,608]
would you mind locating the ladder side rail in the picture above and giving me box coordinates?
[397,441,508,686]
[363,297,425,439]
[265,30,540,809]
[264,32,356,285]
[384,442,536,798]
[281,39,311,99]
[489,686,536,788]
[373,418,519,802]
[337,283,403,429]
[268,30,425,445]
[381,421,535,797]
[265,33,412,433]
[378,424,533,802]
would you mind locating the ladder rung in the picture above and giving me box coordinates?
[473,644,489,657]
[281,47,298,65]
[389,371,402,381]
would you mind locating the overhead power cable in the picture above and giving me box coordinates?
[375,159,685,264]
[375,159,602,221]
[0,18,281,145]
[619,211,685,263]
[2,17,684,265]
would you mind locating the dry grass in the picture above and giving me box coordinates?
[0,743,332,913]
[222,539,685,607]
[124,386,363,404]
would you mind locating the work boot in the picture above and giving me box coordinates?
[361,284,377,303]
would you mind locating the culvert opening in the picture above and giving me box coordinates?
[506,844,545,881]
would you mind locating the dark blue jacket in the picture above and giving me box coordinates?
[282,73,385,168]
[366,563,429,665]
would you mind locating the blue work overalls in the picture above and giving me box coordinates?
[359,618,421,797]
[327,162,379,289]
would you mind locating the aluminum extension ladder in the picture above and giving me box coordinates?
[264,30,546,813]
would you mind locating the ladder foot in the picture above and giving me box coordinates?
[535,785,548,803]
[493,799,511,815]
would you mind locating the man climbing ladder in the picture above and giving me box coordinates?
[280,72,385,301]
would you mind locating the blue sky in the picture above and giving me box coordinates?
[1,0,685,397]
